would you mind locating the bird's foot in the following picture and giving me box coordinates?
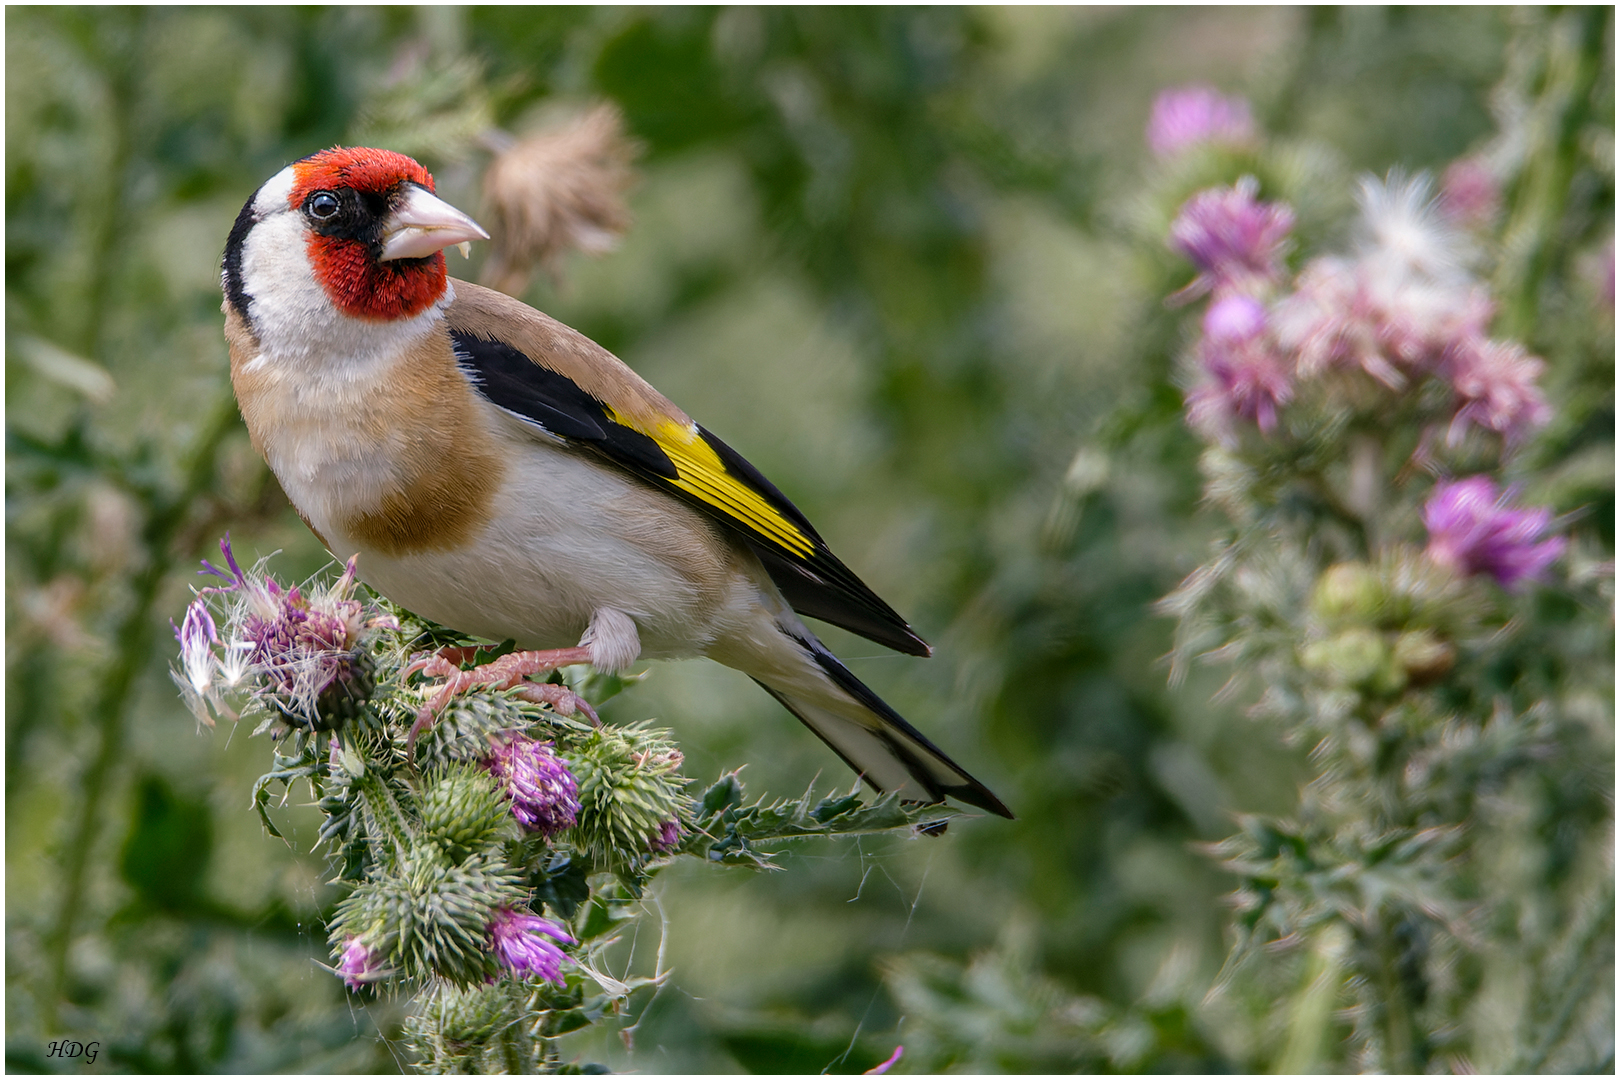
[405,646,599,752]
[509,680,600,724]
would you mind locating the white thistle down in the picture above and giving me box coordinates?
[1271,174,1494,388]
[171,600,221,728]
[1354,170,1474,282]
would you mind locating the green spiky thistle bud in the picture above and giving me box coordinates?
[314,647,377,730]
[1300,627,1398,691]
[405,979,566,1074]
[566,723,690,862]
[330,850,526,987]
[413,689,574,771]
[405,976,589,1072]
[1392,628,1455,684]
[1311,562,1386,624]
[419,764,513,858]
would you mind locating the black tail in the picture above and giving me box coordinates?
[756,634,1013,819]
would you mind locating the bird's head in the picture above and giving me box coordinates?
[224,147,489,335]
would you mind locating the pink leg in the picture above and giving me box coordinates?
[406,645,597,751]
[511,681,600,726]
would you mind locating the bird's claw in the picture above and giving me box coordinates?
[401,645,482,680]
[404,645,598,758]
[510,681,600,726]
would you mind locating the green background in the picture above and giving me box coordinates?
[5,7,1603,1073]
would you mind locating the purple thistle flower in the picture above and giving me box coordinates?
[1439,157,1501,228]
[1444,337,1551,446]
[1423,477,1566,590]
[1272,256,1492,387]
[174,599,218,692]
[242,591,360,706]
[484,736,580,836]
[1146,85,1257,158]
[336,936,382,990]
[1185,294,1291,441]
[648,819,682,854]
[198,533,249,592]
[1186,336,1293,442]
[177,538,393,727]
[1169,177,1294,299]
[489,908,574,984]
[1203,293,1268,343]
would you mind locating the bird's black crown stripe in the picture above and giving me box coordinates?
[221,194,259,327]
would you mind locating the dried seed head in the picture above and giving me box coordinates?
[480,103,637,295]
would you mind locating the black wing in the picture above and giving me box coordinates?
[451,329,931,657]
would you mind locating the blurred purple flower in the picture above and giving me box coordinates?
[1270,174,1492,390]
[489,908,574,984]
[1439,157,1502,228]
[484,736,580,837]
[1423,477,1566,589]
[647,819,682,854]
[1147,85,1257,158]
[1203,293,1268,343]
[1169,177,1294,299]
[337,936,382,990]
[1273,256,1492,387]
[1187,293,1292,442]
[1357,172,1471,280]
[1444,338,1551,446]
[1187,334,1293,442]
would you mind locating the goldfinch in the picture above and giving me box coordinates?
[221,147,1011,819]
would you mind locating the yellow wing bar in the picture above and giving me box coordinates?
[610,411,815,559]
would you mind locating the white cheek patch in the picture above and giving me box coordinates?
[240,210,337,359]
[253,166,297,217]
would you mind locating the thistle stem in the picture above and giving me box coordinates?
[1369,922,1426,1074]
[1494,7,1609,341]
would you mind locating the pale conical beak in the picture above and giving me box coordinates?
[377,184,490,262]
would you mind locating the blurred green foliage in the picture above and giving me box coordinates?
[6,6,1609,1073]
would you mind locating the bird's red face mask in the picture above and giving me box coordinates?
[288,147,488,322]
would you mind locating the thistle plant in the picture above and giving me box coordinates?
[1151,63,1613,1073]
[172,538,954,1073]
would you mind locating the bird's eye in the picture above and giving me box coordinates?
[307,192,341,220]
